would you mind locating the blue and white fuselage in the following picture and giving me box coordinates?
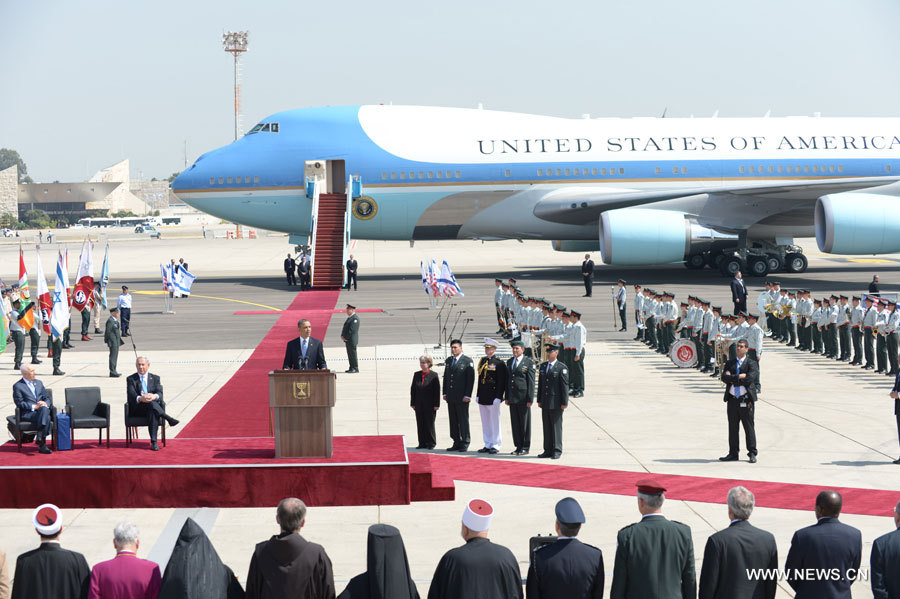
[172,105,900,265]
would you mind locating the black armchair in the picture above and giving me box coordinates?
[65,387,110,448]
[6,389,56,452]
[124,400,166,447]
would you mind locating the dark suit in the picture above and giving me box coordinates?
[731,278,748,314]
[341,314,360,371]
[345,259,358,290]
[442,354,474,450]
[11,543,90,599]
[537,360,568,457]
[872,526,900,599]
[527,537,604,599]
[582,260,594,296]
[283,257,296,285]
[283,336,327,370]
[13,377,53,440]
[611,515,696,599]
[698,519,777,599]
[892,371,900,455]
[784,517,862,599]
[721,356,759,457]
[126,372,166,442]
[506,355,535,452]
[411,370,440,448]
[297,259,311,290]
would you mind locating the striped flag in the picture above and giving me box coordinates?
[443,261,464,296]
[421,261,431,296]
[100,244,110,309]
[173,267,196,296]
[18,249,30,300]
[72,239,94,312]
[0,309,7,354]
[50,251,69,341]
[430,259,441,296]
[35,251,52,334]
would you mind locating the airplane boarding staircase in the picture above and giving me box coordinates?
[309,179,352,289]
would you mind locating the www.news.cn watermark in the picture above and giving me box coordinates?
[746,568,869,582]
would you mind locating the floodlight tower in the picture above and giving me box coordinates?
[222,31,250,140]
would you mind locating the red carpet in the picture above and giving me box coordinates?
[179,289,340,438]
[414,454,900,518]
[0,436,411,509]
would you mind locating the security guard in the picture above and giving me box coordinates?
[569,311,587,398]
[340,304,360,373]
[537,343,568,459]
[526,497,604,599]
[505,339,535,455]
[104,306,124,377]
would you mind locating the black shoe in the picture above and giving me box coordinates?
[719,454,739,461]
[894,457,900,464]
[345,368,359,373]
[864,365,875,370]
[122,333,130,337]
[457,446,468,452]
[53,368,64,376]
[477,447,490,453]
[165,416,179,427]
[573,391,583,398]
[537,452,552,458]
[94,328,102,334]
[150,442,159,451]
[749,455,757,463]
[416,445,426,449]
[38,443,52,454]
[63,343,74,349]
[110,372,121,378]
[510,450,521,455]
[619,327,627,332]
[551,453,561,459]
[520,449,529,455]
[488,448,499,454]
[31,358,42,364]
[446,446,458,452]
[13,363,20,370]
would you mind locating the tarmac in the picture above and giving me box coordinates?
[2,228,900,597]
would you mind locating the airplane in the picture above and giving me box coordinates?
[172,105,900,276]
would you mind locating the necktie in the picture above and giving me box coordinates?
[141,376,147,394]
[513,358,518,370]
[302,338,307,357]
[449,356,456,368]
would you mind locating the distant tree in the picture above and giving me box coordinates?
[0,212,19,227]
[111,209,137,218]
[151,209,160,216]
[0,148,33,183]
[151,177,158,182]
[167,171,181,183]
[23,209,50,228]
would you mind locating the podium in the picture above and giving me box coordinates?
[268,370,336,458]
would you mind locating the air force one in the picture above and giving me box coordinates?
[172,105,900,276]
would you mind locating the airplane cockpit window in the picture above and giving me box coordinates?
[270,123,279,132]
[249,123,264,133]
[248,122,279,134]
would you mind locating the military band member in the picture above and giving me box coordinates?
[746,313,764,393]
[676,302,689,339]
[786,290,799,346]
[494,279,506,335]
[757,283,773,336]
[614,280,627,332]
[506,340,535,455]
[811,299,824,355]
[442,340,475,452]
[837,295,852,361]
[886,301,900,377]
[570,311,587,398]
[476,338,508,454]
[774,288,790,345]
[850,296,864,365]
[863,296,877,370]
[826,295,840,359]
[877,300,890,374]
[702,305,721,374]
[796,290,814,351]
[537,343,568,459]
[633,284,644,341]
[644,290,658,350]
[713,314,735,377]
[661,292,678,355]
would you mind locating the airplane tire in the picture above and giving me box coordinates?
[748,255,770,277]
[685,254,705,270]
[719,256,743,277]
[785,252,808,273]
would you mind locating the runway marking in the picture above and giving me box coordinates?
[133,290,281,311]
[845,258,894,263]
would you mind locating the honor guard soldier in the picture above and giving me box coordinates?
[633,284,644,341]
[340,304,360,373]
[885,301,900,376]
[702,305,721,374]
[818,298,832,356]
[537,343,568,459]
[877,300,890,373]
[614,280,627,331]
[746,313,764,393]
[494,279,506,335]
[796,290,813,351]
[643,290,658,349]
[559,312,575,393]
[863,296,877,369]
[569,311,587,398]
[850,296,864,365]
[811,299,824,355]
[826,295,841,359]
[675,302,688,339]
[104,306,124,378]
[837,295,852,361]
[475,338,508,454]
[526,497,604,599]
[610,480,696,599]
[505,339,535,455]
[786,290,799,346]
[661,292,678,355]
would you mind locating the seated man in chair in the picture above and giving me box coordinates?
[126,356,179,451]
[12,364,53,453]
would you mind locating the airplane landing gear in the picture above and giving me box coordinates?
[714,242,807,277]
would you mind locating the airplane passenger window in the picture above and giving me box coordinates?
[454,170,461,178]
[419,172,425,179]
[804,165,810,173]
[537,169,543,176]
[740,166,745,173]
[838,165,844,173]
[505,170,511,177]
[564,168,571,176]
[445,171,452,178]
[382,173,388,180]
[777,165,783,173]
[821,165,826,173]
[556,169,562,176]
[812,165,819,173]
[887,165,893,172]
[573,168,580,176]
[829,165,835,173]
[435,171,442,178]
[681,166,687,174]
[619,168,625,174]
[409,172,416,179]
[271,123,279,133]
[244,176,250,183]
[428,171,434,178]
[768,166,774,174]
[592,168,598,175]
[655,167,661,175]
[218,177,224,184]
[227,177,233,184]
[399,172,406,179]
[672,167,679,174]
[601,168,607,175]
[254,176,260,183]
[209,178,215,185]
[758,165,764,173]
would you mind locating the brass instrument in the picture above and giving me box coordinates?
[764,302,777,315]
[780,304,792,318]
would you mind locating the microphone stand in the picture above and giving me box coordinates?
[434,297,450,349]
[446,310,465,344]
[458,317,474,342]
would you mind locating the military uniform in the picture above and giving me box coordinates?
[633,286,644,341]
[614,282,627,331]
[476,345,508,453]
[811,302,824,355]
[569,314,587,397]
[849,298,864,365]
[863,300,877,369]
[886,303,899,376]
[442,352,475,451]
[537,348,568,459]
[341,307,360,373]
[876,303,889,373]
[506,346,535,455]
[104,310,124,377]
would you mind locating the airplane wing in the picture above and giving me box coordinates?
[532,176,900,225]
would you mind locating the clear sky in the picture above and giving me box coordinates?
[2,0,899,182]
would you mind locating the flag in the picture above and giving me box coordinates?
[72,240,94,311]
[18,249,30,300]
[0,309,7,354]
[16,301,35,331]
[100,244,110,308]
[173,267,197,296]
[50,252,69,341]
[64,249,72,307]
[421,261,431,296]
[430,259,441,296]
[443,260,464,296]
[35,251,52,334]
[161,263,174,293]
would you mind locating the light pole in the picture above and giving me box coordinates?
[222,31,249,141]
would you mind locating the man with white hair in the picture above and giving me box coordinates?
[12,364,54,453]
[429,498,522,599]
[871,500,900,598]
[11,504,90,599]
[698,486,778,599]
[611,479,695,599]
[88,522,161,599]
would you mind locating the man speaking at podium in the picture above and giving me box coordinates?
[283,319,327,370]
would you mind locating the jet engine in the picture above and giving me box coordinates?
[551,241,601,252]
[599,208,737,265]
[816,193,900,254]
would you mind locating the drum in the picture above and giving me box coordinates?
[669,338,698,368]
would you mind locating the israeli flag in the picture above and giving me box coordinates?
[50,252,69,341]
[173,268,197,296]
[100,244,110,309]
